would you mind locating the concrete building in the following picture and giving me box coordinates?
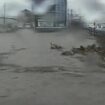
[35,0,67,31]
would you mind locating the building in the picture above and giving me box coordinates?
[35,0,67,31]
[67,9,85,29]
[0,17,18,32]
[17,9,34,28]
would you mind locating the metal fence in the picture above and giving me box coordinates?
[0,17,18,32]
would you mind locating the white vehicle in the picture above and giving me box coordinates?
[95,23,105,36]
[96,23,105,31]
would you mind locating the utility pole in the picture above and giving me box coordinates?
[93,21,96,36]
[70,9,73,28]
[3,3,6,25]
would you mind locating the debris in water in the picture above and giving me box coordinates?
[50,42,63,50]
[61,44,105,61]
[61,51,74,56]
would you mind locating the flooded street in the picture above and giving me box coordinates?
[0,29,105,105]
[0,29,96,67]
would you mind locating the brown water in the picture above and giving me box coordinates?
[0,29,96,68]
[0,29,105,105]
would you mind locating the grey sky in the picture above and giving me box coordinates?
[69,0,105,22]
[1,0,105,22]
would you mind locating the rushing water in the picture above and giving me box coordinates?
[0,29,96,67]
[0,29,105,105]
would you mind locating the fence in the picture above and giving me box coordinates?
[0,17,18,32]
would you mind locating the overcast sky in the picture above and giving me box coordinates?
[1,0,105,22]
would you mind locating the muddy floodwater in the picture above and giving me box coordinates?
[0,29,105,105]
[0,29,96,67]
